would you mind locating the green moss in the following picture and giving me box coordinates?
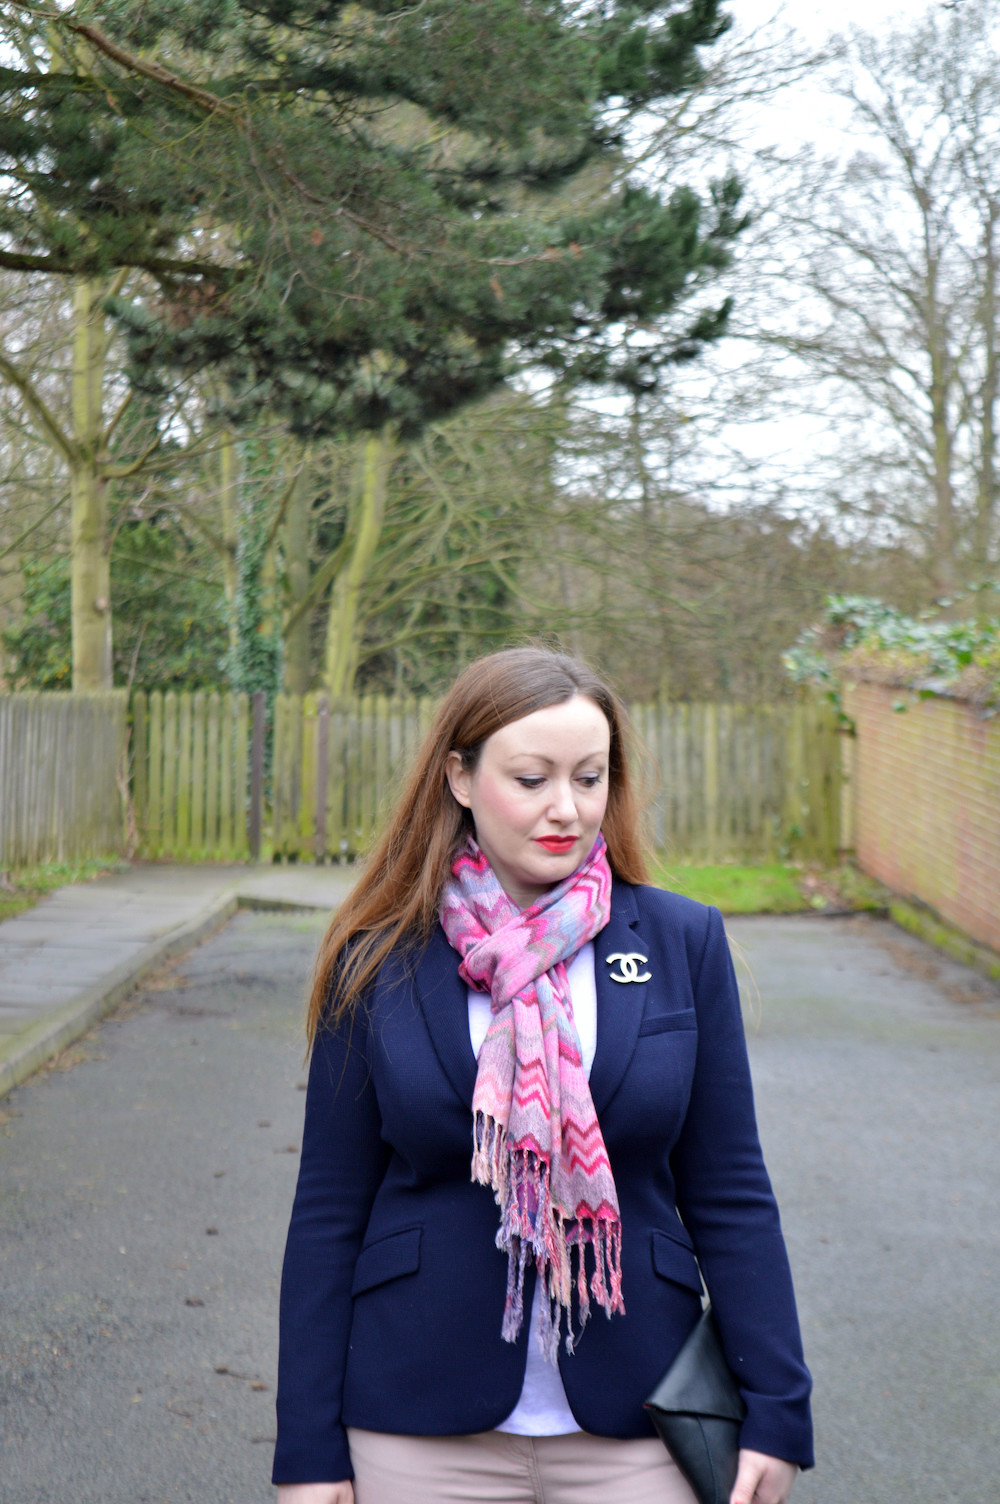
[889,900,1000,982]
[0,859,122,923]
[817,864,892,911]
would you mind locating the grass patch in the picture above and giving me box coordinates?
[651,861,810,914]
[0,858,123,923]
[650,860,893,915]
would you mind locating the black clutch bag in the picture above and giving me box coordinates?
[644,1305,746,1504]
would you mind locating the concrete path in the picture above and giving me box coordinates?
[0,862,355,1100]
[0,906,997,1502]
[729,913,1000,1503]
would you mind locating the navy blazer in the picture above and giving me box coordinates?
[273,882,813,1484]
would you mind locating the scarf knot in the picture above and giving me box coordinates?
[440,834,625,1359]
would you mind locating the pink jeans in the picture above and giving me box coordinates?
[346,1426,700,1504]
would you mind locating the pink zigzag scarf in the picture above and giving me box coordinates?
[440,833,625,1359]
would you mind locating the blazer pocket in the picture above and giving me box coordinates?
[351,1226,422,1297]
[638,1008,697,1037]
[651,1227,703,1294]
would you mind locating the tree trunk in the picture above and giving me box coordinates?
[322,428,393,699]
[973,202,999,611]
[0,546,22,688]
[929,383,956,599]
[218,424,240,657]
[70,277,112,690]
[926,261,957,601]
[258,532,279,655]
[282,464,312,694]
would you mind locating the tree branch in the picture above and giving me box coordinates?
[0,492,70,560]
[102,431,163,479]
[173,499,230,558]
[111,546,220,588]
[0,344,77,467]
[281,531,356,636]
[0,247,232,280]
[65,19,234,117]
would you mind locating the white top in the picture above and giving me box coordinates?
[467,942,597,1436]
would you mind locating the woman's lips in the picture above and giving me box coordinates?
[534,836,578,853]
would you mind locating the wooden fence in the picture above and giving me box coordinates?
[270,693,434,860]
[265,693,842,865]
[632,699,842,863]
[131,689,250,859]
[1,689,842,870]
[0,691,128,867]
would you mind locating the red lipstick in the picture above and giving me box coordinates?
[534,836,578,853]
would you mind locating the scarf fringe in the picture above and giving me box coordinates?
[474,1112,625,1360]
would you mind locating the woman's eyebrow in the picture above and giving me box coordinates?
[507,749,609,767]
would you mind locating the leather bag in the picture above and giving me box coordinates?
[644,1305,746,1504]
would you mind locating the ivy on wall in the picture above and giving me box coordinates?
[784,594,1000,714]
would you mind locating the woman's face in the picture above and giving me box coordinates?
[446,694,611,908]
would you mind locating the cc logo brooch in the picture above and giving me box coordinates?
[605,952,651,984]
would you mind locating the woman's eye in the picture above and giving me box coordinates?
[516,776,545,790]
[577,774,603,789]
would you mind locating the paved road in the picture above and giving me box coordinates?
[0,910,323,1504]
[735,915,1000,1504]
[0,908,997,1503]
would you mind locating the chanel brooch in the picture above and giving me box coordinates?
[605,952,651,984]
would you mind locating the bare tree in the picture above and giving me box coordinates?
[734,0,1000,603]
[0,277,71,682]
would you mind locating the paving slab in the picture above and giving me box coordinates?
[0,989,87,1007]
[0,861,355,1099]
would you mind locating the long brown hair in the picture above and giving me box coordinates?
[307,646,650,1042]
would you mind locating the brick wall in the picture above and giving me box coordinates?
[844,680,1000,952]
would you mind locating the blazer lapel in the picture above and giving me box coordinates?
[415,924,478,1107]
[589,882,652,1118]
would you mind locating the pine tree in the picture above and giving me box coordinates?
[1,2,743,432]
[0,1,745,688]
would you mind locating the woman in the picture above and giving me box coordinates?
[273,648,813,1504]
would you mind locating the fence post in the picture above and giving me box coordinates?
[249,690,266,861]
[148,691,163,857]
[131,691,146,848]
[837,713,855,860]
[315,696,330,862]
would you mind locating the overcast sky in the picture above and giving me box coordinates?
[725,0,931,153]
[730,0,920,46]
[647,2,940,509]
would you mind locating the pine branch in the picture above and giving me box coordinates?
[0,245,233,279]
[51,21,593,274]
[65,19,234,118]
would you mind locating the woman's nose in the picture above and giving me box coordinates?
[547,780,577,823]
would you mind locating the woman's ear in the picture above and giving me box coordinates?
[445,750,473,808]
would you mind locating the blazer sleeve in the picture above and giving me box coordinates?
[670,905,814,1469]
[272,995,390,1484]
